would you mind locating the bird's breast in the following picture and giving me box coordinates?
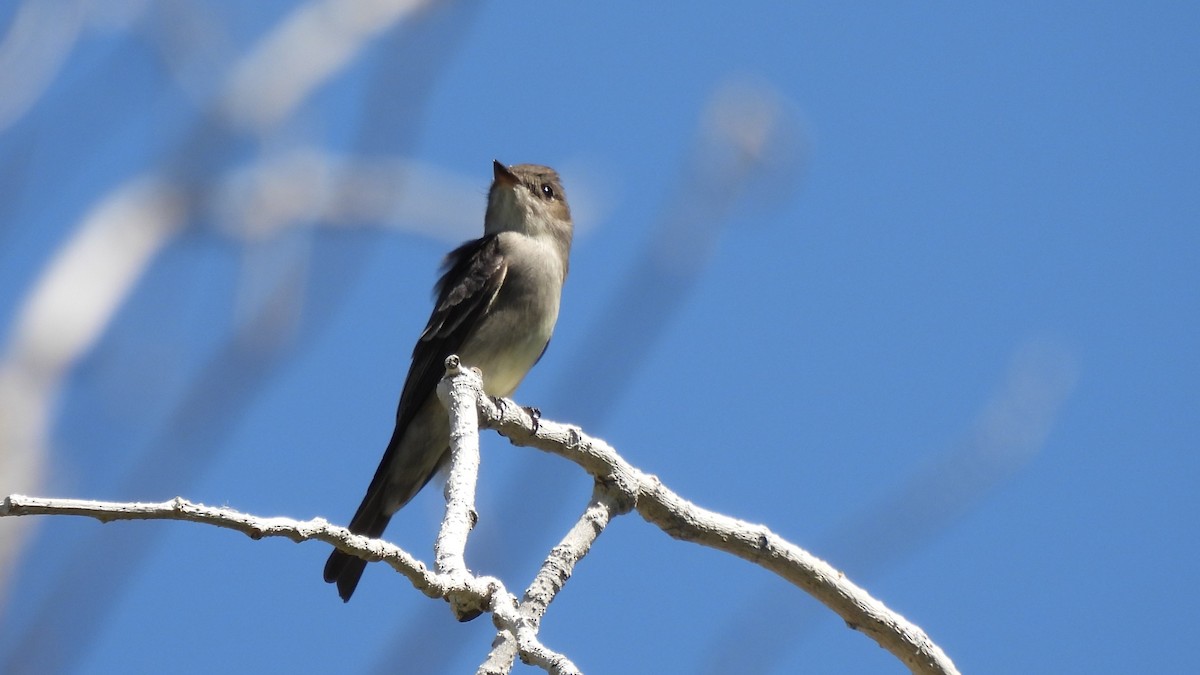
[457,234,564,397]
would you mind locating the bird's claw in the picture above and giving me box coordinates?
[523,406,541,433]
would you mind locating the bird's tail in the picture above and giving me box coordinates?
[323,489,393,602]
[325,412,447,602]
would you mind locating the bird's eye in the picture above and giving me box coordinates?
[540,184,555,199]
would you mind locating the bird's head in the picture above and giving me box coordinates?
[484,161,573,251]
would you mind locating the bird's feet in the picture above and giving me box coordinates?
[523,406,542,433]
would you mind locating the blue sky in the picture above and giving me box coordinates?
[1,2,1197,673]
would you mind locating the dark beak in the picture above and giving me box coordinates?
[493,160,518,186]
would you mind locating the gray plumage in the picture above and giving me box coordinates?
[324,161,573,601]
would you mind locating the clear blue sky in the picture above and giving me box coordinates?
[1,2,1197,673]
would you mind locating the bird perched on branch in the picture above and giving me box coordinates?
[324,160,573,601]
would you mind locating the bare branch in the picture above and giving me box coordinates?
[523,484,622,633]
[434,356,585,673]
[219,0,441,132]
[0,494,449,596]
[0,493,578,673]
[480,484,621,674]
[0,360,959,675]
[474,383,960,675]
[487,596,582,675]
[435,355,486,620]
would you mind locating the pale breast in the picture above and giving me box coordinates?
[456,232,564,397]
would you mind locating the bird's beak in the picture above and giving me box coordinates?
[493,160,518,187]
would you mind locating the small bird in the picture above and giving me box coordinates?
[324,160,573,601]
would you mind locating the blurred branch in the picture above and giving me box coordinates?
[220,0,440,133]
[1,0,470,669]
[0,0,87,132]
[551,76,805,424]
[703,339,1077,673]
[0,178,186,608]
[214,150,485,243]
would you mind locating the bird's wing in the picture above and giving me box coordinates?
[325,235,508,598]
[395,233,506,429]
[347,234,505,514]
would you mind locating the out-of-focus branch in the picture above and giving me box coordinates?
[0,0,86,132]
[220,0,440,133]
[213,150,485,243]
[0,178,186,608]
[550,77,805,425]
[1,0,469,669]
[703,339,1077,673]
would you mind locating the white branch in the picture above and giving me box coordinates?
[0,493,577,673]
[0,360,958,675]
[220,0,438,132]
[473,385,960,675]
[434,355,486,620]
[0,177,186,605]
[0,495,450,594]
[523,485,621,633]
[0,0,87,132]
[433,356,583,673]
[480,485,620,674]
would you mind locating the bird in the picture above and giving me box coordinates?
[324,160,573,601]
